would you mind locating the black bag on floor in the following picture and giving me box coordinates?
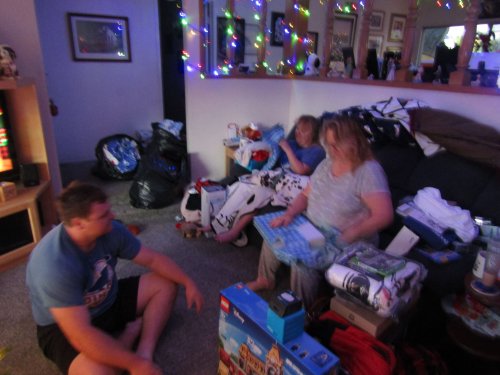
[129,169,178,209]
[92,134,141,180]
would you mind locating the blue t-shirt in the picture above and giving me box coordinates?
[26,221,141,326]
[278,140,325,172]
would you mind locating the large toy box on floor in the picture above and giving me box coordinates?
[218,283,339,375]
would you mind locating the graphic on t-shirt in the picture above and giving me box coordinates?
[83,255,114,308]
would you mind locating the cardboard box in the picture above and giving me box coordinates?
[219,283,339,375]
[201,185,226,227]
[0,181,17,202]
[330,295,394,338]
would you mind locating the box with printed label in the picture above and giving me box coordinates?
[0,181,17,202]
[218,283,339,375]
[330,295,394,338]
[201,185,226,227]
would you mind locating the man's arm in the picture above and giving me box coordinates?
[50,306,161,375]
[132,247,204,312]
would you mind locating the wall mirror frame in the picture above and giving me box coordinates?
[198,0,500,96]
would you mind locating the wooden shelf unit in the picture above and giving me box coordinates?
[0,79,57,270]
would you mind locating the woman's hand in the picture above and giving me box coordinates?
[279,139,292,154]
[270,213,294,227]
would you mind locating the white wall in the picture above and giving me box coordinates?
[3,0,499,185]
[35,0,163,163]
[0,0,62,193]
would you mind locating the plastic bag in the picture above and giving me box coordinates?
[129,169,178,209]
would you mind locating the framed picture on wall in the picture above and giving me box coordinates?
[331,13,357,62]
[388,14,406,42]
[67,13,131,62]
[270,12,285,46]
[369,10,385,31]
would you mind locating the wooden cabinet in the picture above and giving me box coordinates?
[0,79,57,270]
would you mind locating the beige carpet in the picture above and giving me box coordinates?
[0,173,289,374]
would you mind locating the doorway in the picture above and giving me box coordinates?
[158,0,186,124]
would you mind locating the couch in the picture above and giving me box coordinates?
[242,105,500,298]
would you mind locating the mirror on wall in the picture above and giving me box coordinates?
[198,0,500,90]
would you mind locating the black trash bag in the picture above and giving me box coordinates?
[129,169,178,209]
[151,122,187,160]
[141,142,184,183]
[92,134,142,180]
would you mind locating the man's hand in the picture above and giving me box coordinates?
[185,279,204,313]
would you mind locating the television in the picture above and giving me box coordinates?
[0,92,19,182]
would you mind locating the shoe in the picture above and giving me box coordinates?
[231,231,248,247]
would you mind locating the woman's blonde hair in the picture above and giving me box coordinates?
[295,115,321,143]
[321,115,373,167]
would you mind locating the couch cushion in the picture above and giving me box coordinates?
[373,144,423,191]
[409,107,500,170]
[470,173,500,224]
[407,151,494,209]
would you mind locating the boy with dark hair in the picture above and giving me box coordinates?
[27,182,204,375]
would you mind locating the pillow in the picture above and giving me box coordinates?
[409,107,500,170]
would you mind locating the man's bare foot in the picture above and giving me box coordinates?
[246,277,274,292]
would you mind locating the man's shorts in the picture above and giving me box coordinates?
[36,276,140,374]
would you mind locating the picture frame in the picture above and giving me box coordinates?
[270,12,285,46]
[388,14,406,42]
[369,10,385,31]
[367,34,384,58]
[331,13,357,62]
[306,31,319,54]
[217,17,245,66]
[67,13,131,62]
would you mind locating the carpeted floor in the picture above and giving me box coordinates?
[0,168,289,375]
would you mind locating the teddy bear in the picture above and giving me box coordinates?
[0,44,20,80]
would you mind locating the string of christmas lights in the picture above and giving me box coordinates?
[180,0,471,78]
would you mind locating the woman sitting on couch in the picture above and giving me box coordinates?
[247,115,394,309]
[212,115,326,246]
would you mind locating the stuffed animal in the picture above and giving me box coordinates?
[0,44,19,80]
[305,53,320,76]
[176,221,203,238]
